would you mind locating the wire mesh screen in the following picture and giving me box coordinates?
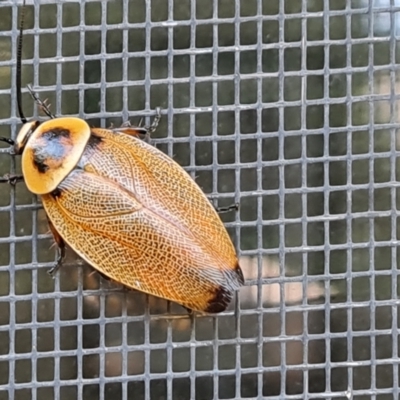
[0,0,399,398]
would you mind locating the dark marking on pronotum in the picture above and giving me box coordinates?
[32,128,72,173]
[33,157,49,173]
[42,128,71,140]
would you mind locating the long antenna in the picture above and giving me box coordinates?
[16,0,27,123]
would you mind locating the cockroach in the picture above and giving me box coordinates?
[0,2,244,313]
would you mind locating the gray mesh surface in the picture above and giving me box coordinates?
[0,0,399,399]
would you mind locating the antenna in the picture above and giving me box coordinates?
[16,0,27,123]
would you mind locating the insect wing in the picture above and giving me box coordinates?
[42,130,243,311]
[83,128,239,271]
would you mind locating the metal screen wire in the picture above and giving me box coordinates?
[0,0,398,399]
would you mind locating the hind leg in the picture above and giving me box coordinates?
[46,217,66,277]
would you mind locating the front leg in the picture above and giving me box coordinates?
[0,174,24,185]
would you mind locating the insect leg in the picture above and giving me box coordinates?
[183,306,195,316]
[27,85,55,119]
[0,174,24,185]
[0,138,24,185]
[46,218,66,276]
[112,125,149,140]
[215,203,239,214]
[113,107,162,143]
[144,106,162,134]
[207,196,240,214]
[0,137,15,146]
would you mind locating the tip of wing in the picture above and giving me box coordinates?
[204,261,245,313]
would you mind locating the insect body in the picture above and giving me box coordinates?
[1,3,244,313]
